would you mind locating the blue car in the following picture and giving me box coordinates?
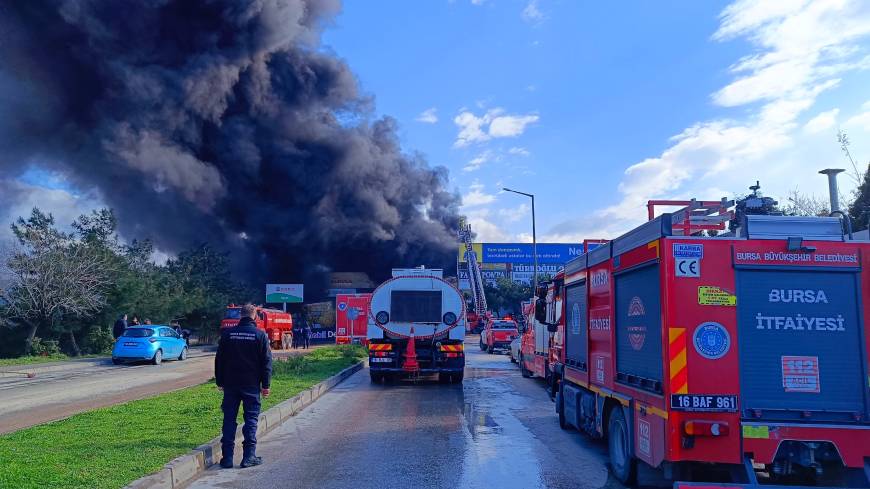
[112,326,188,365]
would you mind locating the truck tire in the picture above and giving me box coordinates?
[520,355,532,378]
[557,390,568,430]
[607,407,638,485]
[451,371,464,383]
[370,371,382,384]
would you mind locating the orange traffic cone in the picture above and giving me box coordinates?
[402,327,420,373]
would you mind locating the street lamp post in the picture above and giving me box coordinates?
[503,188,537,300]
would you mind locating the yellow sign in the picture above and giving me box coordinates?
[698,286,737,306]
[457,243,484,263]
[742,425,769,439]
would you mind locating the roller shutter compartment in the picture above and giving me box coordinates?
[615,263,663,392]
[736,269,868,422]
[564,282,588,370]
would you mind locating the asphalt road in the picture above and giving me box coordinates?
[0,348,216,434]
[186,336,632,489]
[0,345,328,434]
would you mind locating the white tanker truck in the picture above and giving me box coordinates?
[367,267,466,383]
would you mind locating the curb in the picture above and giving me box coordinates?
[125,360,364,489]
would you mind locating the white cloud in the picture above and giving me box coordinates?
[845,110,870,132]
[0,178,101,241]
[453,108,539,147]
[463,150,493,172]
[463,207,510,242]
[522,0,544,23]
[416,107,438,124]
[489,114,540,138]
[550,0,870,239]
[461,182,497,207]
[508,147,531,156]
[498,203,530,222]
[803,108,839,133]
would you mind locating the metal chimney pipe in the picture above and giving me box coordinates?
[819,168,845,212]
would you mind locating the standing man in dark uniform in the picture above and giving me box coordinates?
[112,314,128,339]
[303,322,312,349]
[215,303,272,468]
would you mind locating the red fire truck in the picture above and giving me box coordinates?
[221,304,294,350]
[519,274,566,399]
[546,207,870,486]
[335,293,371,345]
[520,240,606,393]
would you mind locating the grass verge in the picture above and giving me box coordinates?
[0,345,366,489]
[0,353,106,368]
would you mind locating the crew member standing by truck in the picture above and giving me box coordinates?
[215,303,272,469]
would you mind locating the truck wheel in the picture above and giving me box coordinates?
[451,371,464,383]
[438,373,450,383]
[608,407,638,485]
[369,372,382,384]
[557,390,568,430]
[520,355,532,378]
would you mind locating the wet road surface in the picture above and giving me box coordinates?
[187,336,630,489]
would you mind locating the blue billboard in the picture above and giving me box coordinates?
[481,243,587,264]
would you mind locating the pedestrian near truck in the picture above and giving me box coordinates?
[303,323,311,349]
[215,303,272,469]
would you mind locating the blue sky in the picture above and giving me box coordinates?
[322,0,870,242]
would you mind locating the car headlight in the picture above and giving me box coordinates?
[375,311,389,325]
[442,312,457,325]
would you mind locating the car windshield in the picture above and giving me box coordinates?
[224,308,241,319]
[492,321,516,329]
[123,328,154,338]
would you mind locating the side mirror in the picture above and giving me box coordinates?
[546,323,558,333]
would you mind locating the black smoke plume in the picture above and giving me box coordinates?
[0,1,460,296]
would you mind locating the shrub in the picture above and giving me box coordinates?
[29,337,61,356]
[82,326,115,354]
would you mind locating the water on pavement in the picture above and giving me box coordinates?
[187,336,625,489]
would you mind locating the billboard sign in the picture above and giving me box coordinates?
[266,284,303,303]
[481,243,586,264]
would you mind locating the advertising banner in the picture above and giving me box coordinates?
[266,284,303,303]
[482,243,585,264]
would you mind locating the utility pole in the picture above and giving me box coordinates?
[503,188,537,298]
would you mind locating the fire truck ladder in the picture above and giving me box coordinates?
[647,198,734,236]
[458,220,488,316]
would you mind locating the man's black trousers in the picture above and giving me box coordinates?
[220,386,261,458]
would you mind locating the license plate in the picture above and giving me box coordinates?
[671,394,738,412]
[123,342,138,347]
[370,357,392,363]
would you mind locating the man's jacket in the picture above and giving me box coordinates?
[215,317,273,389]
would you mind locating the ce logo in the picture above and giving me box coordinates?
[677,259,699,276]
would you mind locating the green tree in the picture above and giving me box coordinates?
[1,209,113,354]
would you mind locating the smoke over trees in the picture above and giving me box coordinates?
[0,1,460,293]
